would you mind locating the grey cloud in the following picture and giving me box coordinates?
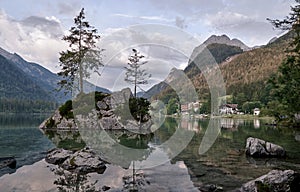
[21,16,63,38]
[58,2,80,16]
[0,11,66,71]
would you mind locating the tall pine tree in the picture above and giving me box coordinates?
[58,8,103,94]
[124,49,151,98]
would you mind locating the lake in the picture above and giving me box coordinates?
[0,114,55,176]
[1,115,300,191]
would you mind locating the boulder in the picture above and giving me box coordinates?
[239,169,300,192]
[39,109,77,130]
[46,148,106,174]
[61,149,106,174]
[245,137,286,157]
[0,157,16,169]
[45,148,73,165]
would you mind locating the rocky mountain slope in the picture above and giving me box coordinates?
[145,35,246,100]
[151,32,291,103]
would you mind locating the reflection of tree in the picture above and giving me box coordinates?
[79,127,153,169]
[54,168,98,192]
[44,130,86,150]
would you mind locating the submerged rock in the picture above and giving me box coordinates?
[239,169,300,192]
[245,137,286,157]
[46,148,106,174]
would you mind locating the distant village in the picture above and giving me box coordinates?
[179,101,260,116]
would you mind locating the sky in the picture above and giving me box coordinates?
[0,0,295,91]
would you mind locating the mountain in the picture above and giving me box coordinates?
[153,31,292,104]
[0,55,53,101]
[0,47,110,103]
[144,36,245,100]
[203,34,250,51]
[185,43,243,78]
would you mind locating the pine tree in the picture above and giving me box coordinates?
[58,8,103,94]
[267,0,300,125]
[124,49,151,98]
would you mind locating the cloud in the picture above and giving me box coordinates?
[57,2,80,16]
[112,13,172,23]
[0,10,66,71]
[205,11,251,30]
[203,10,283,46]
[88,24,198,91]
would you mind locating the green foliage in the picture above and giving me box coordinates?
[58,8,103,94]
[166,98,179,115]
[242,101,262,114]
[72,91,110,116]
[267,1,300,125]
[129,97,151,122]
[232,93,247,107]
[199,100,211,114]
[59,100,74,119]
[45,118,56,129]
[255,181,271,192]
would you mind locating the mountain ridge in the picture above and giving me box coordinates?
[147,32,291,104]
[0,47,111,103]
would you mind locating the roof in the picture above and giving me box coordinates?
[220,104,238,109]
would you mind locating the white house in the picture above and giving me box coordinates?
[219,104,238,114]
[253,108,260,116]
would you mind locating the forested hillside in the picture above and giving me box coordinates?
[153,32,291,109]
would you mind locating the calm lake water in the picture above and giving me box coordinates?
[0,114,55,176]
[1,115,300,191]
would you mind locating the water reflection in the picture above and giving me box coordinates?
[43,130,86,150]
[0,114,55,177]
[180,117,201,133]
[54,167,98,191]
[253,119,260,129]
[41,117,300,191]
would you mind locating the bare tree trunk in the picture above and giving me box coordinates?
[79,64,84,94]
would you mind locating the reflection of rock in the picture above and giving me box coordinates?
[239,170,300,192]
[46,148,106,174]
[79,128,153,169]
[245,137,286,157]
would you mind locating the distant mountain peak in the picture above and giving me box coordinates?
[204,34,250,51]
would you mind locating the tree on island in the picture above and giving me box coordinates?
[58,8,103,94]
[125,49,151,98]
[267,0,300,125]
[124,49,151,123]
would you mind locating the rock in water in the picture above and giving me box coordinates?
[46,148,106,174]
[239,170,300,192]
[0,157,16,169]
[245,137,286,157]
[45,148,73,165]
